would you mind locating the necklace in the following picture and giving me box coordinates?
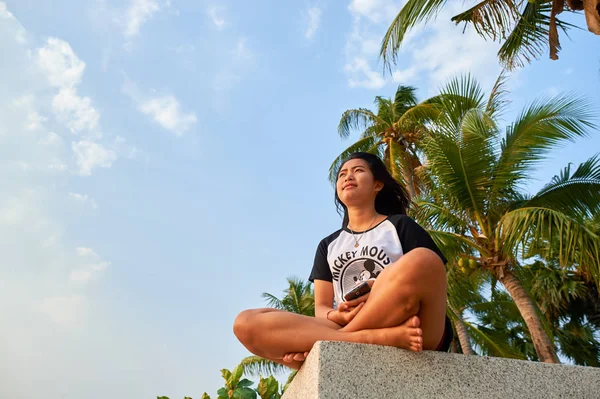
[347,214,378,248]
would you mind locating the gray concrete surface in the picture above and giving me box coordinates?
[282,341,600,399]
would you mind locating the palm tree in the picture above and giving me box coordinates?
[413,74,600,362]
[330,85,440,198]
[380,1,599,70]
[523,259,600,366]
[241,277,314,378]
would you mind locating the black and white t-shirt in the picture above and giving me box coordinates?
[309,214,446,306]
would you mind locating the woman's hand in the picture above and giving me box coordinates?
[329,302,365,326]
[338,280,374,312]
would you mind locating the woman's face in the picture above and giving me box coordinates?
[336,158,382,207]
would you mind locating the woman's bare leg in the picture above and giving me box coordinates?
[340,247,448,349]
[233,247,447,363]
[233,309,423,365]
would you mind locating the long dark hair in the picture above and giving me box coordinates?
[334,152,410,227]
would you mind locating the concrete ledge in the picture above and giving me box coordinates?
[282,341,600,399]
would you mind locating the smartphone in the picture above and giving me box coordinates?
[343,281,371,301]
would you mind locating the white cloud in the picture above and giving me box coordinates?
[40,295,84,325]
[565,68,574,75]
[124,0,160,37]
[0,1,14,19]
[207,5,225,30]
[35,38,85,88]
[52,88,100,133]
[305,7,322,40]
[35,38,101,135]
[345,57,385,89]
[139,96,197,135]
[76,247,97,257]
[344,1,501,91]
[13,95,47,131]
[123,80,197,135]
[70,247,110,283]
[69,193,98,209]
[72,140,117,176]
[348,0,400,23]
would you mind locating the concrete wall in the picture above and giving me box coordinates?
[282,341,600,399]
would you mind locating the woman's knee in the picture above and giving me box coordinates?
[233,308,277,345]
[382,248,446,282]
[233,309,259,344]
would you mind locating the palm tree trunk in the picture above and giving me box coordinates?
[453,318,475,355]
[450,338,460,353]
[500,269,560,363]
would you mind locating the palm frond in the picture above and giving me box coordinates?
[412,198,469,232]
[462,318,528,359]
[386,139,407,186]
[338,109,384,139]
[491,94,594,196]
[497,1,575,70]
[239,356,289,377]
[427,230,485,261]
[485,70,511,119]
[499,207,600,283]
[435,76,486,134]
[451,0,521,41]
[395,102,442,130]
[393,85,419,116]
[525,155,600,218]
[422,107,495,227]
[380,0,448,69]
[328,136,381,184]
[261,293,286,311]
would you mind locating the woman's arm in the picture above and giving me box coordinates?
[314,280,335,319]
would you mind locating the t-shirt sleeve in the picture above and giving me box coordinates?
[308,239,332,282]
[395,215,447,264]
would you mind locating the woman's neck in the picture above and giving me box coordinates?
[347,207,380,231]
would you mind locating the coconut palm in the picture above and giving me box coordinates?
[380,1,598,70]
[522,258,600,366]
[330,85,440,198]
[413,73,600,362]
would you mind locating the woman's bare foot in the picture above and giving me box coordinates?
[372,315,423,351]
[282,316,422,365]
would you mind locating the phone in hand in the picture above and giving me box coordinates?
[343,281,371,302]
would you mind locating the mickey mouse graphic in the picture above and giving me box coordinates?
[353,259,381,283]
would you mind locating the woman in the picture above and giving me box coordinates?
[234,152,452,370]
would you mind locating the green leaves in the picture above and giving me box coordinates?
[380,0,448,68]
[526,155,600,218]
[239,356,289,377]
[257,376,281,399]
[493,94,594,196]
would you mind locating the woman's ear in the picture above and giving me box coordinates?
[374,181,384,193]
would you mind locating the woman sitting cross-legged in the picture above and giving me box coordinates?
[233,152,453,370]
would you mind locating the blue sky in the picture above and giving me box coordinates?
[1,1,599,397]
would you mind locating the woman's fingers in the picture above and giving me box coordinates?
[344,292,370,308]
[343,302,365,324]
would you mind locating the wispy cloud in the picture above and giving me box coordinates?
[68,192,98,209]
[72,140,117,176]
[344,1,501,91]
[122,80,198,136]
[35,38,101,135]
[305,7,322,40]
[207,5,225,30]
[69,247,111,283]
[124,0,161,38]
